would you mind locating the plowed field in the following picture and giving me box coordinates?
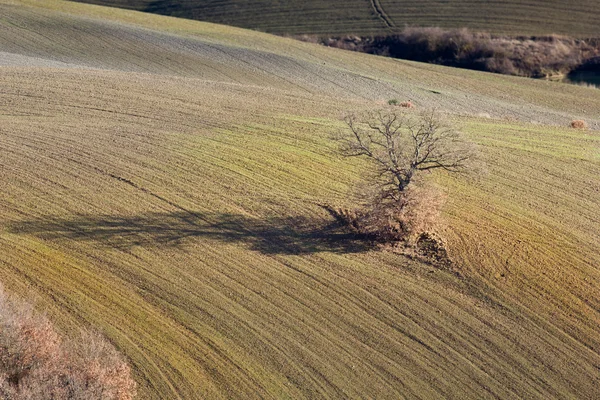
[69,0,600,36]
[1,1,600,398]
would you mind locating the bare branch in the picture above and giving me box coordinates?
[337,108,473,199]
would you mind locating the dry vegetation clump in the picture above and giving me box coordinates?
[307,28,600,78]
[325,182,453,268]
[570,119,588,129]
[388,99,414,108]
[335,182,446,244]
[0,286,136,400]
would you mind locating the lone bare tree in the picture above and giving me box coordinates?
[335,108,473,242]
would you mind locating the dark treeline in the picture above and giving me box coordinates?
[298,28,600,79]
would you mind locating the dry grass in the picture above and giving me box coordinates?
[0,1,599,399]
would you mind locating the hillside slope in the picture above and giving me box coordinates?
[69,0,600,36]
[1,1,600,399]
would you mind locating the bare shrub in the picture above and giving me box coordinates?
[341,181,446,243]
[304,28,600,79]
[0,286,136,400]
[571,119,588,129]
[388,99,413,108]
[394,182,446,242]
[64,331,137,400]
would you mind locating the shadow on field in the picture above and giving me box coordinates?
[10,211,371,255]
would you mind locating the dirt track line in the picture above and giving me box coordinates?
[61,153,194,217]
[101,169,194,215]
[369,0,395,29]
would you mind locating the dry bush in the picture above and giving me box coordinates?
[346,181,446,244]
[395,183,446,243]
[571,119,588,129]
[0,286,136,400]
[0,294,62,399]
[379,28,586,77]
[305,28,600,79]
[63,331,137,400]
[330,176,446,244]
[325,182,454,268]
[388,99,413,108]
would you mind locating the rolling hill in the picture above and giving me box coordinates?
[68,0,600,36]
[1,0,600,398]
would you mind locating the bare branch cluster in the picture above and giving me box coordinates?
[338,108,471,202]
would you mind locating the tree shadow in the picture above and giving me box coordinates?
[9,211,371,255]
